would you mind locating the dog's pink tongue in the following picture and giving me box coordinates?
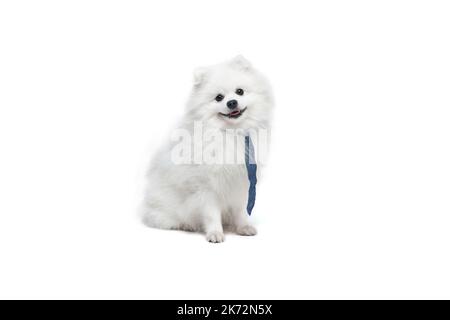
[230,110,240,116]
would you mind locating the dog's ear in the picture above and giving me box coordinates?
[230,55,252,71]
[193,67,208,87]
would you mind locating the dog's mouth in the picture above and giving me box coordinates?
[218,107,247,119]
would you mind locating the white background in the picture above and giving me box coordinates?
[1,0,449,299]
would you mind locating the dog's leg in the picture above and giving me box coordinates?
[202,205,225,243]
[233,210,257,236]
[141,208,179,230]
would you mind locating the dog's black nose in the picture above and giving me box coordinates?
[227,99,238,109]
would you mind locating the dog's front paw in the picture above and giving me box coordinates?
[206,231,225,243]
[236,225,257,236]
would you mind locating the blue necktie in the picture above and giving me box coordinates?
[245,135,257,215]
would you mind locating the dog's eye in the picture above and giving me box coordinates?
[235,88,244,95]
[215,94,224,102]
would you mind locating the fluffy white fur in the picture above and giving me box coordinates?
[141,56,273,242]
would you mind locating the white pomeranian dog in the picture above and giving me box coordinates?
[141,56,273,242]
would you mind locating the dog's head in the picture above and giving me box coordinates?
[186,56,273,130]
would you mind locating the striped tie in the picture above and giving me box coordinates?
[245,135,257,215]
